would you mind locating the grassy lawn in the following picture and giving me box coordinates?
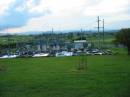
[0,55,130,97]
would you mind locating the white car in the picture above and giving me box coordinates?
[0,55,19,58]
[33,53,49,57]
[55,51,73,57]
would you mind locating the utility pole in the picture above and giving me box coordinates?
[52,28,54,33]
[51,28,54,41]
[7,26,10,56]
[51,28,54,52]
[77,28,86,70]
[7,34,10,56]
[81,28,84,69]
[39,32,43,53]
[97,16,101,49]
[103,19,105,48]
[80,28,83,40]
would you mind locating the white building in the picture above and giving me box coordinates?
[74,40,87,50]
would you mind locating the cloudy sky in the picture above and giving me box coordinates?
[0,0,130,33]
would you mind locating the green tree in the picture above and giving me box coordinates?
[115,28,130,55]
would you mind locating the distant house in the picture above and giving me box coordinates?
[74,40,87,50]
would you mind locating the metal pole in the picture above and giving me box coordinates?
[103,19,105,48]
[97,16,101,49]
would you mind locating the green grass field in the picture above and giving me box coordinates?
[0,55,130,97]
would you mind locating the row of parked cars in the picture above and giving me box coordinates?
[86,49,113,55]
[0,49,113,59]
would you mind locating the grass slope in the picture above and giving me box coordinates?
[0,55,130,97]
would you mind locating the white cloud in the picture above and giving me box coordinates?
[1,0,130,33]
[28,0,87,16]
[85,0,130,28]
[84,0,129,16]
[0,0,15,15]
[22,0,130,31]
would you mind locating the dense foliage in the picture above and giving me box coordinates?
[115,28,130,55]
